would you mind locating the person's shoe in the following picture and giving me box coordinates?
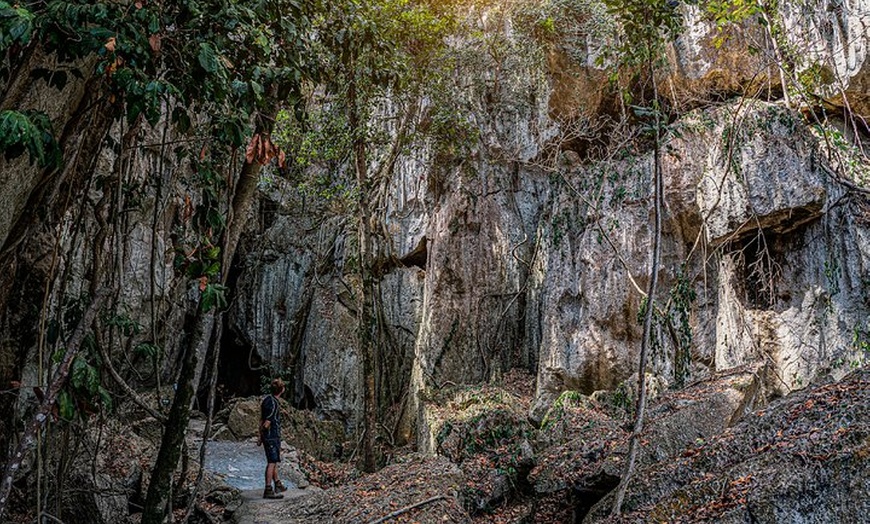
[263,486,284,499]
[274,480,287,493]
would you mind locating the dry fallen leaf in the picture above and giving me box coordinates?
[149,33,161,52]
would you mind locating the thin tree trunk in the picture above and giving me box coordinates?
[348,73,379,473]
[141,308,209,524]
[142,110,275,522]
[0,289,107,522]
[181,317,222,524]
[611,56,664,516]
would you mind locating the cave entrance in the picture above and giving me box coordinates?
[731,229,782,309]
[572,472,620,522]
[213,320,265,410]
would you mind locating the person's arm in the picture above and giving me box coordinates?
[261,396,275,431]
[258,397,270,445]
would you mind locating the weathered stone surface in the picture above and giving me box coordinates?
[0,51,97,250]
[696,103,827,245]
[531,366,765,501]
[533,98,870,420]
[585,367,870,523]
[548,0,870,117]
[420,385,535,512]
[227,398,262,439]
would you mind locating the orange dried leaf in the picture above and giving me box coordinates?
[149,34,161,52]
[105,37,116,52]
[199,276,208,292]
[245,134,259,163]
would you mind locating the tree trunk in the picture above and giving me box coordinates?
[141,112,274,522]
[141,307,209,524]
[348,74,379,473]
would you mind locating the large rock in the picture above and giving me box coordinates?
[531,366,766,505]
[533,98,870,417]
[585,366,870,523]
[225,398,345,461]
[696,104,826,245]
[227,398,262,439]
[421,384,536,512]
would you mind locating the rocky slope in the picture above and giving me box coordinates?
[224,364,867,523]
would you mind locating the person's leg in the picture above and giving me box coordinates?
[265,463,274,487]
[263,440,284,498]
[271,441,286,491]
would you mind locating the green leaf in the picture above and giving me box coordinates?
[198,42,220,74]
[58,390,76,421]
[201,283,228,312]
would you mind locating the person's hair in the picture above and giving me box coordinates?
[270,378,285,395]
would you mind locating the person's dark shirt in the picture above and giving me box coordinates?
[260,395,281,440]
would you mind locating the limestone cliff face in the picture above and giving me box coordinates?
[216,1,870,434]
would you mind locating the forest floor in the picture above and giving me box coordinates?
[199,365,869,524]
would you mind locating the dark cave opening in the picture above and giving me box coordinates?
[211,323,265,412]
[571,472,621,523]
[196,255,264,413]
[400,236,428,270]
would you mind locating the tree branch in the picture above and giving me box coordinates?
[366,495,448,524]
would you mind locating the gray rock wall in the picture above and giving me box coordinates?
[225,1,870,439]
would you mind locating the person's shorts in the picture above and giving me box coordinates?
[263,438,281,463]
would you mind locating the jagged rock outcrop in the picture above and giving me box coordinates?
[532,98,870,422]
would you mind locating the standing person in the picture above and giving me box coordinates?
[260,378,287,499]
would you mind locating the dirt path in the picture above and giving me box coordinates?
[194,428,321,523]
[231,487,322,524]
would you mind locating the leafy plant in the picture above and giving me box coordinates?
[0,109,61,167]
[0,1,34,49]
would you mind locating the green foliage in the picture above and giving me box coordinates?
[200,283,228,312]
[134,342,161,362]
[0,109,61,167]
[58,334,113,421]
[516,0,615,60]
[704,0,763,48]
[603,0,682,65]
[541,389,585,429]
[0,1,35,50]
[811,124,870,187]
[851,327,870,368]
[259,364,294,395]
[106,311,143,337]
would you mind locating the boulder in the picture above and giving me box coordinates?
[421,385,535,512]
[530,366,767,521]
[227,398,261,439]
